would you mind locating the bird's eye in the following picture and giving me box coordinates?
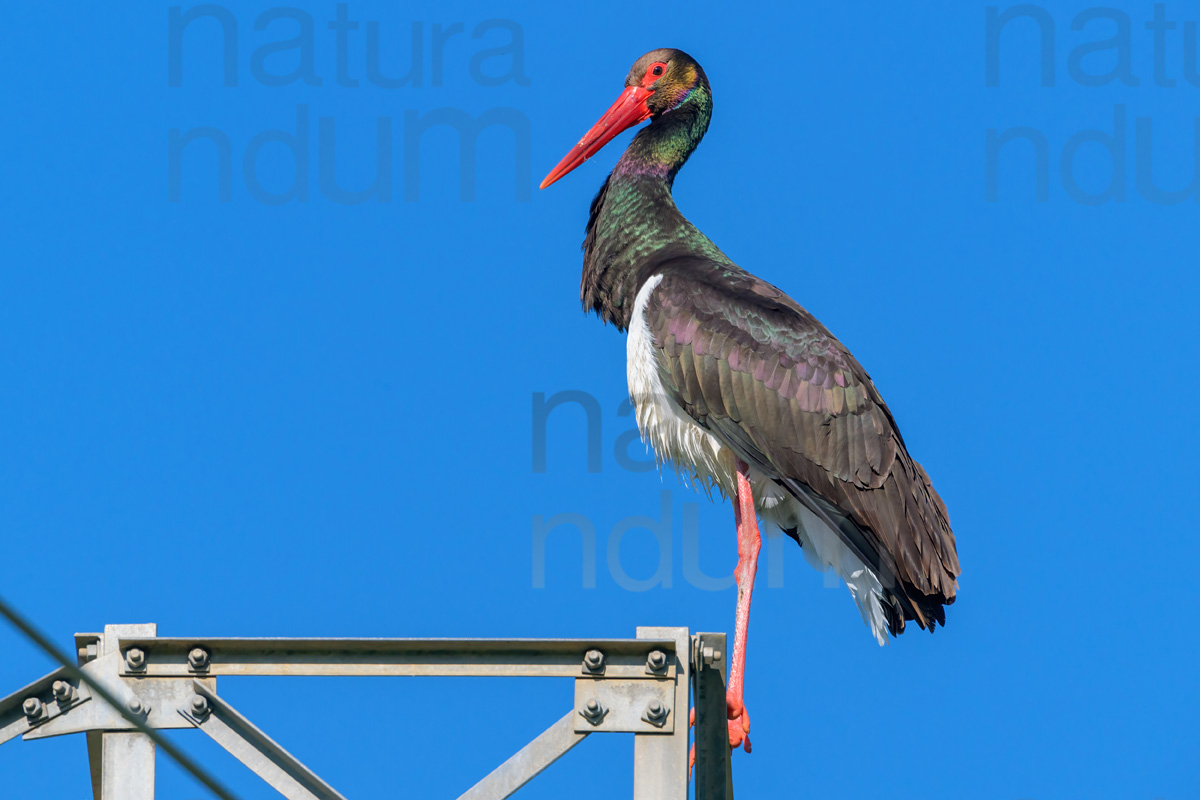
[642,62,668,86]
[640,61,668,87]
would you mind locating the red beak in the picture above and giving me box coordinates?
[540,85,655,190]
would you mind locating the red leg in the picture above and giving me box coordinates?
[727,459,760,753]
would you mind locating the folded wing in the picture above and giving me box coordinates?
[643,264,960,633]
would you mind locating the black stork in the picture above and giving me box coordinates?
[540,49,960,755]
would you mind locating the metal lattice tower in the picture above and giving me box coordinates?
[0,624,734,799]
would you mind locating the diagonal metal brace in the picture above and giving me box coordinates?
[178,680,346,800]
[457,711,589,800]
[0,667,90,746]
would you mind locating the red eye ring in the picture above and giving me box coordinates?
[642,61,668,87]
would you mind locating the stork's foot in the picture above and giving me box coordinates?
[686,695,748,777]
[687,699,751,778]
[727,696,752,753]
[688,708,696,775]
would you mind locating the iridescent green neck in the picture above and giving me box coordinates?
[613,85,712,187]
[581,87,733,331]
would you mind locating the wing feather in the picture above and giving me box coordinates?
[641,266,960,634]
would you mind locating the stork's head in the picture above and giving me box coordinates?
[540,48,710,189]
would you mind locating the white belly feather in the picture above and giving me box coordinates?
[627,275,890,645]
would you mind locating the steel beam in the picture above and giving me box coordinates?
[632,627,690,800]
[457,711,589,800]
[114,637,679,679]
[100,732,155,800]
[692,632,734,800]
[87,731,103,800]
[179,680,346,800]
[92,625,160,800]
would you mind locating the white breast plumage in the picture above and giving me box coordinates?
[626,275,733,496]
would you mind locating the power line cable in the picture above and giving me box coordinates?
[0,593,241,800]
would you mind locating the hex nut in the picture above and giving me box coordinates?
[643,699,669,727]
[187,647,210,671]
[701,646,723,667]
[22,697,43,720]
[125,648,146,670]
[646,650,668,673]
[189,695,210,719]
[582,649,605,674]
[127,698,148,717]
[52,681,74,703]
[580,698,606,725]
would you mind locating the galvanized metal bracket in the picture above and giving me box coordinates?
[23,652,213,740]
[572,678,674,733]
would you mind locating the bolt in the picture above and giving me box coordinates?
[189,695,210,719]
[125,648,146,670]
[701,646,723,667]
[582,649,605,673]
[22,697,43,720]
[580,698,606,725]
[643,699,669,727]
[52,681,73,703]
[646,650,667,672]
[127,697,147,717]
[187,647,210,671]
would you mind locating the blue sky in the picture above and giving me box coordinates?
[1,1,1196,797]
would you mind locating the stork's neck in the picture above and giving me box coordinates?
[581,90,728,331]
